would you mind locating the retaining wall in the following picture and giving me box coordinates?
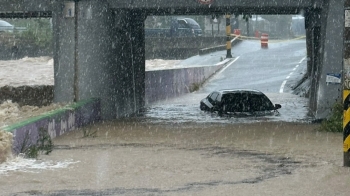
[3,98,101,154]
[145,64,225,104]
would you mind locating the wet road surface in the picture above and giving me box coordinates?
[142,39,311,124]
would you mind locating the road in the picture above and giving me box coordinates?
[196,40,307,94]
[142,39,311,124]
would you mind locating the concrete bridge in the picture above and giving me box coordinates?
[0,0,344,120]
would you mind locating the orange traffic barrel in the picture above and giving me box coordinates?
[255,30,260,38]
[233,29,241,36]
[261,33,268,48]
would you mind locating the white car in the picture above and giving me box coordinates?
[0,20,14,32]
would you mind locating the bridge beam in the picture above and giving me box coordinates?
[107,0,314,15]
[0,0,52,12]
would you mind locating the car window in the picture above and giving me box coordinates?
[221,92,275,112]
[178,20,188,28]
[222,93,245,112]
[184,18,201,29]
[208,92,219,103]
[249,94,274,111]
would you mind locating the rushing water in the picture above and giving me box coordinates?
[0,130,12,163]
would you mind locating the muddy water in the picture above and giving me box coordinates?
[0,120,349,196]
[0,130,12,163]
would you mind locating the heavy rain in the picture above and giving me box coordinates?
[0,1,349,195]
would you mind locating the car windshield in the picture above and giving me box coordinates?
[222,92,275,112]
[184,18,201,29]
[0,20,12,27]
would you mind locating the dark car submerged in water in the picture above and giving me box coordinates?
[200,89,282,117]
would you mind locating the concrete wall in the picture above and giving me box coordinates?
[145,64,225,104]
[3,98,101,154]
[145,36,227,59]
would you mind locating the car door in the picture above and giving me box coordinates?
[208,92,220,110]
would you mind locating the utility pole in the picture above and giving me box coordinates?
[226,14,232,58]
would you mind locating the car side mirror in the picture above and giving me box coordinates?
[274,104,282,109]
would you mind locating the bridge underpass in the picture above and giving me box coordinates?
[0,0,344,120]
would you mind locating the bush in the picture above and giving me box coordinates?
[189,82,201,92]
[15,19,52,51]
[20,127,54,158]
[319,102,343,133]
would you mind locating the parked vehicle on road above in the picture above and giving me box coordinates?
[0,20,14,32]
[145,18,202,37]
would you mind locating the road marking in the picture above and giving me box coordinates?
[215,58,231,66]
[216,56,240,75]
[279,57,306,93]
[279,81,287,93]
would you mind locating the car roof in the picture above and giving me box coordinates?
[217,89,264,95]
[0,20,13,27]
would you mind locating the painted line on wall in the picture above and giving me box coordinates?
[279,56,306,93]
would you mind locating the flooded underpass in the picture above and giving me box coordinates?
[0,89,348,195]
[1,118,347,196]
[141,89,314,124]
[0,37,347,195]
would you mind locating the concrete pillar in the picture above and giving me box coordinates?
[76,0,118,119]
[305,22,313,78]
[114,9,146,117]
[52,0,76,103]
[315,0,344,119]
[53,0,124,119]
[305,10,322,116]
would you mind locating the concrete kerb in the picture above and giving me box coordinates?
[199,36,242,55]
[2,98,101,154]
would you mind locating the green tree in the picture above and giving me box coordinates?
[242,14,252,36]
[262,15,292,38]
[17,18,52,50]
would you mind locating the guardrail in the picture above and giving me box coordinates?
[199,36,242,55]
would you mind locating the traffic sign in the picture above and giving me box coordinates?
[197,0,214,4]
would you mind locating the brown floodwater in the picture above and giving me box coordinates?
[0,119,349,196]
